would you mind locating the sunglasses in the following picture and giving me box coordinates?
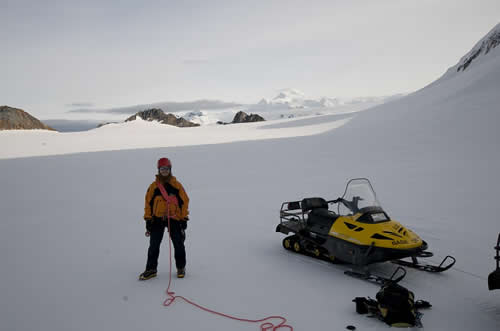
[159,166,171,172]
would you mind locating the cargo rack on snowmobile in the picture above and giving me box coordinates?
[276,198,335,235]
[276,200,306,235]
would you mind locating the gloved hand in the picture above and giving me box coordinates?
[145,218,153,233]
[180,217,188,230]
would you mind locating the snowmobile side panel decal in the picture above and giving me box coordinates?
[328,231,363,245]
[329,216,423,250]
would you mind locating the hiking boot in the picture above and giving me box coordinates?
[177,268,185,278]
[139,269,157,280]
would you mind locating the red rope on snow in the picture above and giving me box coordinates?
[156,180,293,331]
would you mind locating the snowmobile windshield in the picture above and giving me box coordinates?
[338,178,382,216]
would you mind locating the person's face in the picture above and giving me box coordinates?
[159,166,171,176]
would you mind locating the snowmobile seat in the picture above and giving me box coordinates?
[301,197,328,212]
[308,208,338,228]
[311,208,337,218]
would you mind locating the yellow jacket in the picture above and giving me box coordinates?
[144,175,189,221]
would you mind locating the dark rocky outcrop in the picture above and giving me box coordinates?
[231,111,265,123]
[216,111,265,125]
[0,106,55,131]
[457,28,500,72]
[125,108,199,127]
[97,122,119,128]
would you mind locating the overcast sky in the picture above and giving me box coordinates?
[2,0,500,119]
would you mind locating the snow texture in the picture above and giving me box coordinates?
[1,26,500,331]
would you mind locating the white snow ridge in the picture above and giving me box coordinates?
[1,22,500,331]
[439,22,500,82]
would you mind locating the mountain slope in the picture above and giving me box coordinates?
[0,106,55,130]
[436,22,500,83]
[319,21,500,276]
[456,22,500,73]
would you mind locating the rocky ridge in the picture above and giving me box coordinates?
[232,111,265,123]
[125,108,200,127]
[0,106,55,131]
[217,111,265,125]
[457,23,500,72]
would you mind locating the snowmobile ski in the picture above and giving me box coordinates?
[344,266,407,286]
[392,255,456,273]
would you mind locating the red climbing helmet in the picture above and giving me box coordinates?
[157,157,172,169]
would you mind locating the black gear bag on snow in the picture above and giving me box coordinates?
[376,282,417,327]
[353,282,431,328]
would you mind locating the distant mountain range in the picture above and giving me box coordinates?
[68,90,403,116]
[6,22,499,133]
[68,100,243,115]
[249,88,401,111]
[124,108,200,127]
[0,91,405,131]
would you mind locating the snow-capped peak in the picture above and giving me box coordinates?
[427,22,500,87]
[257,98,270,105]
[272,88,305,102]
[456,22,500,72]
[270,88,308,108]
[318,97,340,108]
[245,88,398,114]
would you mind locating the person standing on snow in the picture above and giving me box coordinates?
[139,157,190,280]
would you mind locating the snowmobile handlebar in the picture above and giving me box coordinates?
[328,196,364,204]
[329,197,364,213]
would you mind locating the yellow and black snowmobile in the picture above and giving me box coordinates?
[276,178,456,284]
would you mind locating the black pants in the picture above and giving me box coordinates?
[146,219,186,271]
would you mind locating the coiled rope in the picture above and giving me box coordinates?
[157,180,293,331]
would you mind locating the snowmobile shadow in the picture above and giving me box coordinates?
[280,244,406,281]
[478,299,500,323]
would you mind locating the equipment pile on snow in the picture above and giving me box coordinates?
[353,281,431,328]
